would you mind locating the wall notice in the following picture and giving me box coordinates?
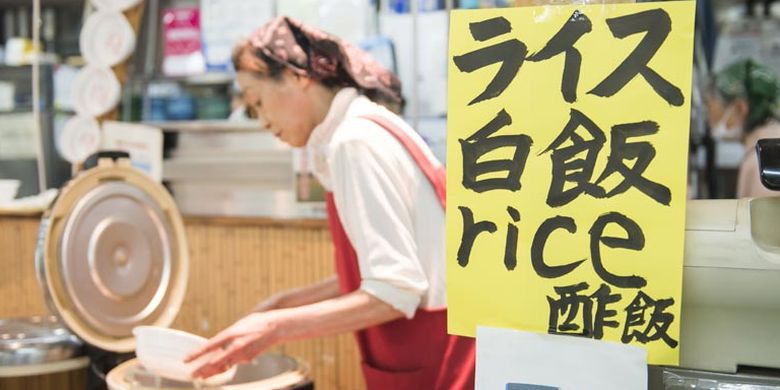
[446,1,695,365]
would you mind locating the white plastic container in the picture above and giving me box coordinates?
[0,179,20,203]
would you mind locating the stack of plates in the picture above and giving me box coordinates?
[57,115,103,164]
[60,3,138,164]
[79,10,136,68]
[71,66,121,118]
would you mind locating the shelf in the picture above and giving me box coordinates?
[0,0,83,7]
[0,108,33,114]
[154,72,234,86]
[140,120,266,133]
[0,65,32,69]
[183,73,234,85]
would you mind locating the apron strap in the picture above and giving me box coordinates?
[359,114,446,209]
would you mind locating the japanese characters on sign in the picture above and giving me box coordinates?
[446,1,695,365]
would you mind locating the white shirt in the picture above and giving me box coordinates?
[307,88,447,318]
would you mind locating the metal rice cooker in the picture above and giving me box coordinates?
[0,316,82,367]
[106,353,311,390]
[0,315,87,386]
[33,152,312,389]
[24,151,188,388]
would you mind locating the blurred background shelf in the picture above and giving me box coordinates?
[181,72,234,85]
[2,0,83,6]
[142,120,265,133]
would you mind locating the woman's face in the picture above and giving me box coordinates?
[237,70,316,147]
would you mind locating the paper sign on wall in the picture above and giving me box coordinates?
[476,326,647,390]
[446,1,695,365]
[162,7,206,76]
[102,122,163,183]
[200,0,274,72]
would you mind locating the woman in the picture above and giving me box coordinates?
[185,16,475,389]
[707,59,780,198]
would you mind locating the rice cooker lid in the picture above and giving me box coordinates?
[38,154,188,353]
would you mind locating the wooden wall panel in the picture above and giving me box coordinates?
[0,368,87,390]
[0,215,365,390]
[0,216,47,317]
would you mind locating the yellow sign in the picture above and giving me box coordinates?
[446,1,694,365]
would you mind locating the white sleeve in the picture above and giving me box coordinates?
[330,139,428,319]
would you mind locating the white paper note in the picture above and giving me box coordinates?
[476,326,647,390]
[200,0,274,71]
[102,121,163,182]
[0,113,37,159]
[380,11,449,117]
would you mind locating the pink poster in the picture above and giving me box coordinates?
[162,7,206,76]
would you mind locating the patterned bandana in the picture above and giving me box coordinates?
[238,16,403,111]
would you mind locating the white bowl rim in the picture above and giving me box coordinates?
[132,325,237,385]
[132,325,207,343]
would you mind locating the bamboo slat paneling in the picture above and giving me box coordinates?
[0,215,364,390]
[0,216,48,316]
[0,369,87,390]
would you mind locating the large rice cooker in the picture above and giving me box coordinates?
[26,152,310,389]
[0,315,87,389]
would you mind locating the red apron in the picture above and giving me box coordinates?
[325,114,475,390]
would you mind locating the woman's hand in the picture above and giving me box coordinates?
[184,312,282,379]
[186,289,404,380]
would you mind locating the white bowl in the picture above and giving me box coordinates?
[79,10,136,67]
[58,115,102,164]
[71,65,121,117]
[0,179,20,204]
[132,326,237,386]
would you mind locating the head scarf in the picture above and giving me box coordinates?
[714,59,780,131]
[236,16,403,112]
